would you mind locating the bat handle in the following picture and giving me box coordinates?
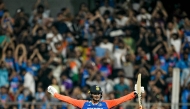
[138,95,142,109]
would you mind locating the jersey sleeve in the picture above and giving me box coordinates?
[103,92,136,109]
[54,93,86,108]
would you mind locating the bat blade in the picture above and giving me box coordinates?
[137,73,142,106]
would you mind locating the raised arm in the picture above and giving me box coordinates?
[32,24,39,36]
[43,0,49,9]
[152,44,162,55]
[104,92,136,109]
[20,44,27,62]
[48,85,86,108]
[14,45,20,61]
[35,49,45,62]
[1,42,9,60]
[33,0,41,10]
[29,49,38,60]
[54,93,86,108]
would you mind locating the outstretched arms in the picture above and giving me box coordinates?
[48,86,85,108]
[104,92,136,109]
[104,84,145,109]
[54,93,86,108]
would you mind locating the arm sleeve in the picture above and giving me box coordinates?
[103,92,136,109]
[54,93,86,108]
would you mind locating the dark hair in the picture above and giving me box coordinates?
[37,4,44,9]
[61,7,67,12]
[110,19,116,25]
[102,36,108,40]
[36,27,43,33]
[98,28,103,32]
[82,38,88,42]
[5,49,13,53]
[0,86,6,89]
[80,2,87,7]
[89,25,95,29]
[103,10,111,16]
[20,68,26,74]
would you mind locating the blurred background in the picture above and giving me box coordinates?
[0,0,190,109]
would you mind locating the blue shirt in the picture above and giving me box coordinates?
[0,10,4,18]
[0,68,9,87]
[82,101,108,109]
[95,47,106,57]
[5,57,15,69]
[81,69,89,87]
[99,66,110,77]
[0,94,8,103]
[181,89,190,109]
[10,76,19,93]
[176,59,190,69]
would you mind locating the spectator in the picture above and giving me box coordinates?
[13,8,30,37]
[0,60,9,87]
[176,53,190,69]
[121,52,135,79]
[114,70,132,91]
[99,0,114,15]
[149,69,166,90]
[137,7,151,27]
[60,74,73,93]
[2,42,16,70]
[32,26,46,43]
[86,72,106,91]
[99,37,114,53]
[35,86,45,107]
[151,0,168,25]
[123,29,136,52]
[181,82,190,109]
[46,26,63,53]
[97,57,112,78]
[71,86,87,100]
[1,10,14,34]
[9,69,21,94]
[14,44,27,72]
[165,22,180,47]
[181,68,190,89]
[112,39,127,76]
[51,77,61,94]
[30,0,52,26]
[40,69,53,91]
[53,12,70,34]
[21,68,35,96]
[114,74,130,98]
[0,86,9,104]
[115,10,129,28]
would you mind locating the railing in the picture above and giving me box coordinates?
[1,102,190,109]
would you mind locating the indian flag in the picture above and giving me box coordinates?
[70,61,79,82]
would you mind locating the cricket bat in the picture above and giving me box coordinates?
[137,73,142,108]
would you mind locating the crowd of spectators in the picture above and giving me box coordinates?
[0,0,190,109]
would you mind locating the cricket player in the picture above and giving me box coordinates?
[48,85,144,109]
